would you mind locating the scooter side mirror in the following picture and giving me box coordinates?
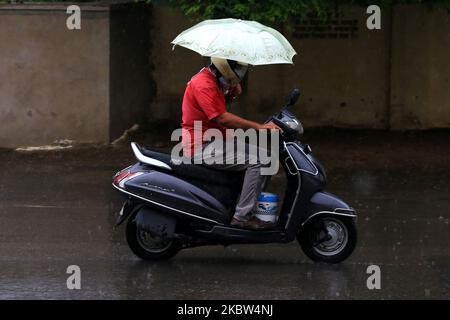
[287,89,301,107]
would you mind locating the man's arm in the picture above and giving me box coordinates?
[214,112,280,130]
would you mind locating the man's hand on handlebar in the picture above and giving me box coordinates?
[214,113,283,132]
[260,122,283,131]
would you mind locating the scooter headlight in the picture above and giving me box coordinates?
[284,119,304,135]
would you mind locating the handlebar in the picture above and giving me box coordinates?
[286,88,300,108]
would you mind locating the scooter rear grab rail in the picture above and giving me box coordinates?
[131,142,172,170]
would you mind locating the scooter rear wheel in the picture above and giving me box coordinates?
[297,215,357,264]
[126,212,180,261]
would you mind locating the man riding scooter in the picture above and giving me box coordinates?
[181,57,281,230]
[113,19,357,263]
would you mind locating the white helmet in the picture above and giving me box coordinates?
[210,57,248,87]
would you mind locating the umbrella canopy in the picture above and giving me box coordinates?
[171,18,297,65]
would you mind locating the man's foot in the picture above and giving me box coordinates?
[230,216,275,230]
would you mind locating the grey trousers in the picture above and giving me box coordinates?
[198,141,268,221]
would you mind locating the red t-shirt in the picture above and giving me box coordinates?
[181,68,227,157]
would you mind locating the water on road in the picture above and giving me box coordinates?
[0,131,449,299]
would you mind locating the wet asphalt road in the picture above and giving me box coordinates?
[0,130,449,299]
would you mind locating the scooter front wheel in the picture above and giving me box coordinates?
[297,215,357,264]
[126,212,180,261]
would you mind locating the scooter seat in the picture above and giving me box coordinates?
[137,144,244,214]
[140,146,244,186]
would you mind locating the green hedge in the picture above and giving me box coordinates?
[170,0,450,24]
[4,0,449,25]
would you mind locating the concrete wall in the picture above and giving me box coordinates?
[246,6,391,128]
[150,4,450,130]
[109,3,153,139]
[0,4,110,148]
[0,2,152,148]
[390,5,450,129]
[150,5,208,121]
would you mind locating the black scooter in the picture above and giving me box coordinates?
[112,89,357,264]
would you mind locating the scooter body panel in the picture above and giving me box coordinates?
[307,191,352,213]
[301,191,356,225]
[278,141,328,239]
[195,226,288,244]
[122,166,231,224]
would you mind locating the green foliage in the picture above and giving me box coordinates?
[0,0,94,2]
[169,0,450,25]
[4,0,450,25]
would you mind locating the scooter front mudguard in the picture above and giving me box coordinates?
[115,200,141,226]
[301,191,357,226]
